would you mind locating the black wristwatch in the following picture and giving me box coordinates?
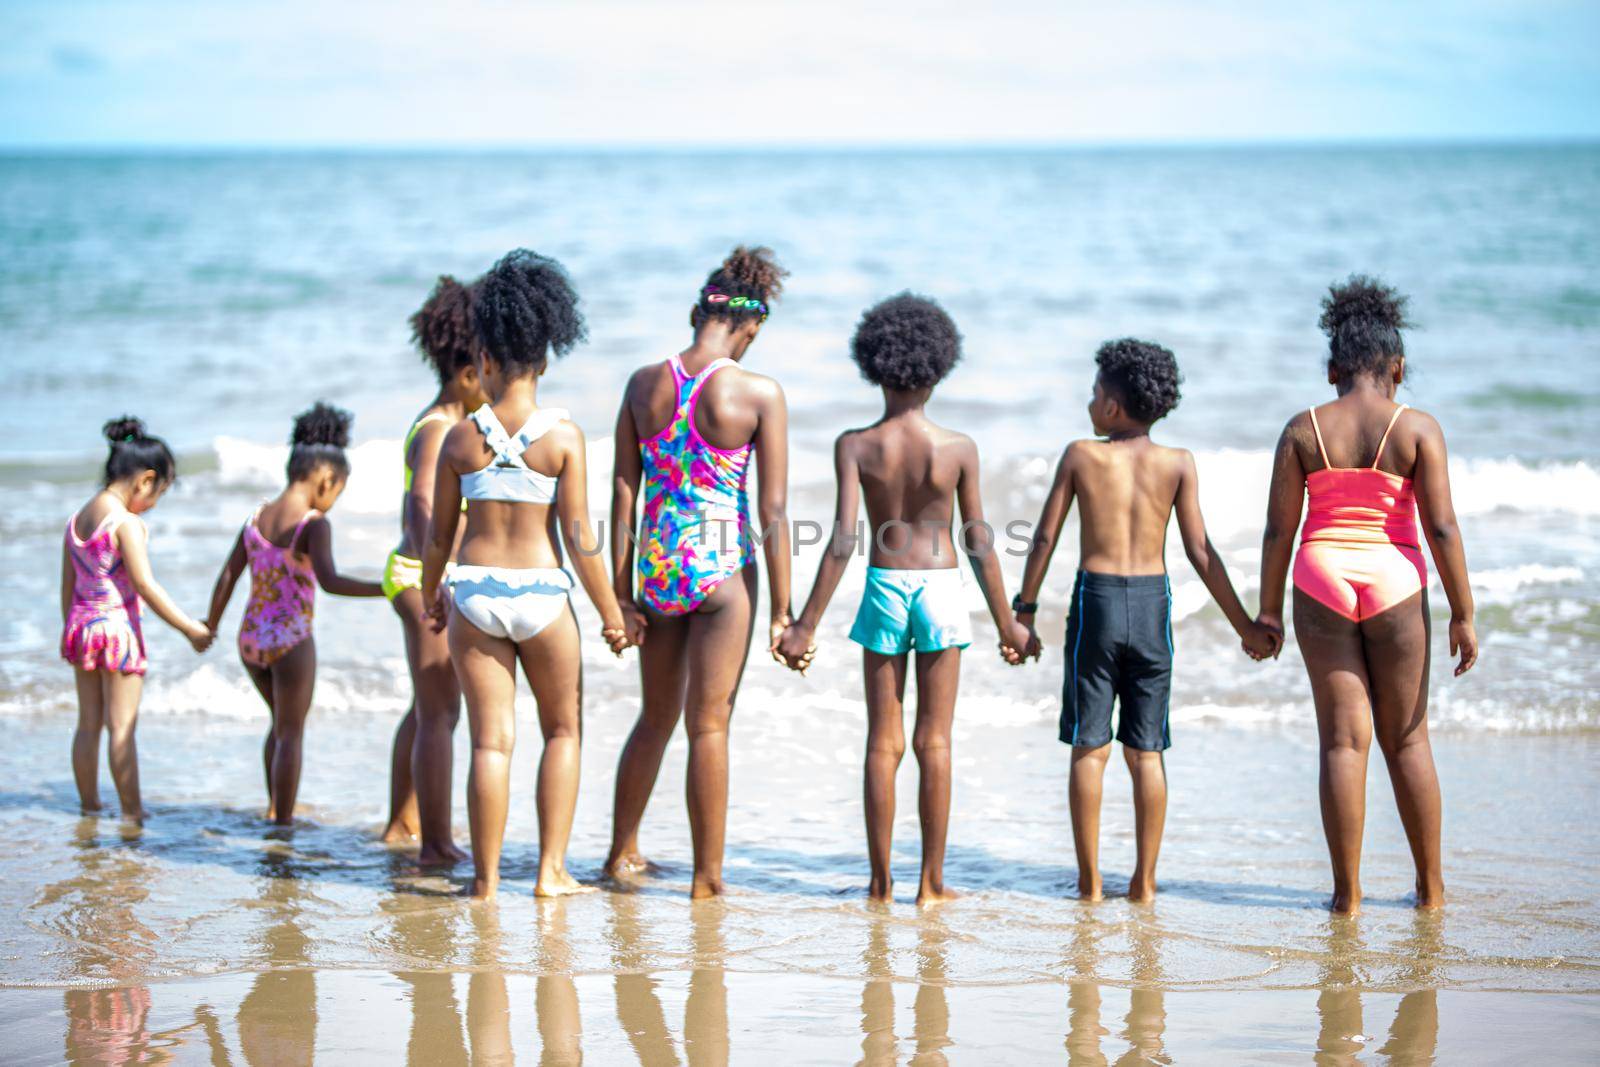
[1011,594,1038,616]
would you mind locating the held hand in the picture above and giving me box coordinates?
[1020,616,1043,662]
[425,589,449,634]
[618,599,649,648]
[774,622,817,674]
[1255,612,1285,660]
[1449,616,1478,676]
[187,622,214,654]
[998,618,1032,665]
[1239,621,1280,662]
[768,614,794,667]
[600,617,632,657]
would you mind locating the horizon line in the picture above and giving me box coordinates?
[2,133,1597,156]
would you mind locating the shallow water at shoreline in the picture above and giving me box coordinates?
[1,710,1596,1059]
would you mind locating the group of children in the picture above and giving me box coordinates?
[61,250,1470,913]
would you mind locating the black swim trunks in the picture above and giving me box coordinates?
[1060,571,1173,752]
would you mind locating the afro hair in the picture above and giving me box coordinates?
[697,245,787,322]
[1095,338,1183,424]
[287,401,354,481]
[850,292,963,392]
[473,249,586,374]
[410,275,478,382]
[1319,274,1411,381]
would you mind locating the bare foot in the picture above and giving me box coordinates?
[868,876,893,903]
[1126,879,1157,904]
[534,868,596,898]
[80,800,104,815]
[603,850,652,879]
[690,875,725,900]
[1328,891,1361,915]
[418,840,469,867]
[469,877,498,901]
[380,821,418,846]
[917,885,959,907]
[1075,876,1104,902]
[1414,879,1445,909]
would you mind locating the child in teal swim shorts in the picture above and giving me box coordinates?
[778,293,1031,905]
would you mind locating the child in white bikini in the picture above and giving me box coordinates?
[777,293,1031,904]
[421,249,632,900]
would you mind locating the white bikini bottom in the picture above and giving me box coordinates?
[448,566,573,642]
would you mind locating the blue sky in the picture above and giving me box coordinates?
[3,0,1597,147]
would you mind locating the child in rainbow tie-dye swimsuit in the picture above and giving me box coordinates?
[606,245,795,899]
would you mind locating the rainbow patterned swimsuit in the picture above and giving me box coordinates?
[637,354,755,615]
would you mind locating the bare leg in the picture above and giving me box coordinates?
[912,648,960,905]
[1295,590,1375,914]
[266,640,318,827]
[394,587,465,864]
[520,606,593,897]
[450,612,518,900]
[1363,590,1444,908]
[684,567,757,900]
[605,610,690,877]
[103,671,145,822]
[383,704,420,844]
[862,649,908,902]
[243,660,276,819]
[71,669,106,812]
[1069,744,1112,900]
[1123,747,1167,903]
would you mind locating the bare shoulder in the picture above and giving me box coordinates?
[1061,438,1099,466]
[1401,405,1442,439]
[547,416,587,453]
[440,417,482,467]
[730,365,785,402]
[1156,442,1196,474]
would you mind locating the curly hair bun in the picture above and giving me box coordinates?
[102,416,146,443]
[291,401,354,449]
[410,274,478,381]
[1095,338,1183,424]
[718,246,788,302]
[1318,274,1411,378]
[851,292,963,392]
[1319,274,1411,338]
[474,249,587,373]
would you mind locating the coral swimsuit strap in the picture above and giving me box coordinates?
[1308,404,1407,472]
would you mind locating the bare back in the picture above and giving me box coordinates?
[625,353,768,450]
[1067,438,1187,575]
[442,402,570,570]
[847,414,969,570]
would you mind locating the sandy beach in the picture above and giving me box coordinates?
[0,708,1595,1062]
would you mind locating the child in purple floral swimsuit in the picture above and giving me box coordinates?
[61,417,213,820]
[206,403,383,825]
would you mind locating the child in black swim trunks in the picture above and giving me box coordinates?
[1013,339,1280,902]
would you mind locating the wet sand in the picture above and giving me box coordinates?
[0,704,1596,1062]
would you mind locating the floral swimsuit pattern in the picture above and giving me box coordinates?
[238,507,319,667]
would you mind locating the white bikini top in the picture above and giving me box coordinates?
[459,404,568,505]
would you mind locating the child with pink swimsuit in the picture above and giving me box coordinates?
[206,403,383,825]
[61,417,213,819]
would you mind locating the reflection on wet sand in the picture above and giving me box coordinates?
[605,892,731,1066]
[238,850,318,1067]
[1063,909,1168,1066]
[857,913,954,1066]
[531,902,581,1067]
[1315,916,1440,1066]
[52,818,229,1064]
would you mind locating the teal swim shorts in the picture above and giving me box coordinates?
[848,566,973,655]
